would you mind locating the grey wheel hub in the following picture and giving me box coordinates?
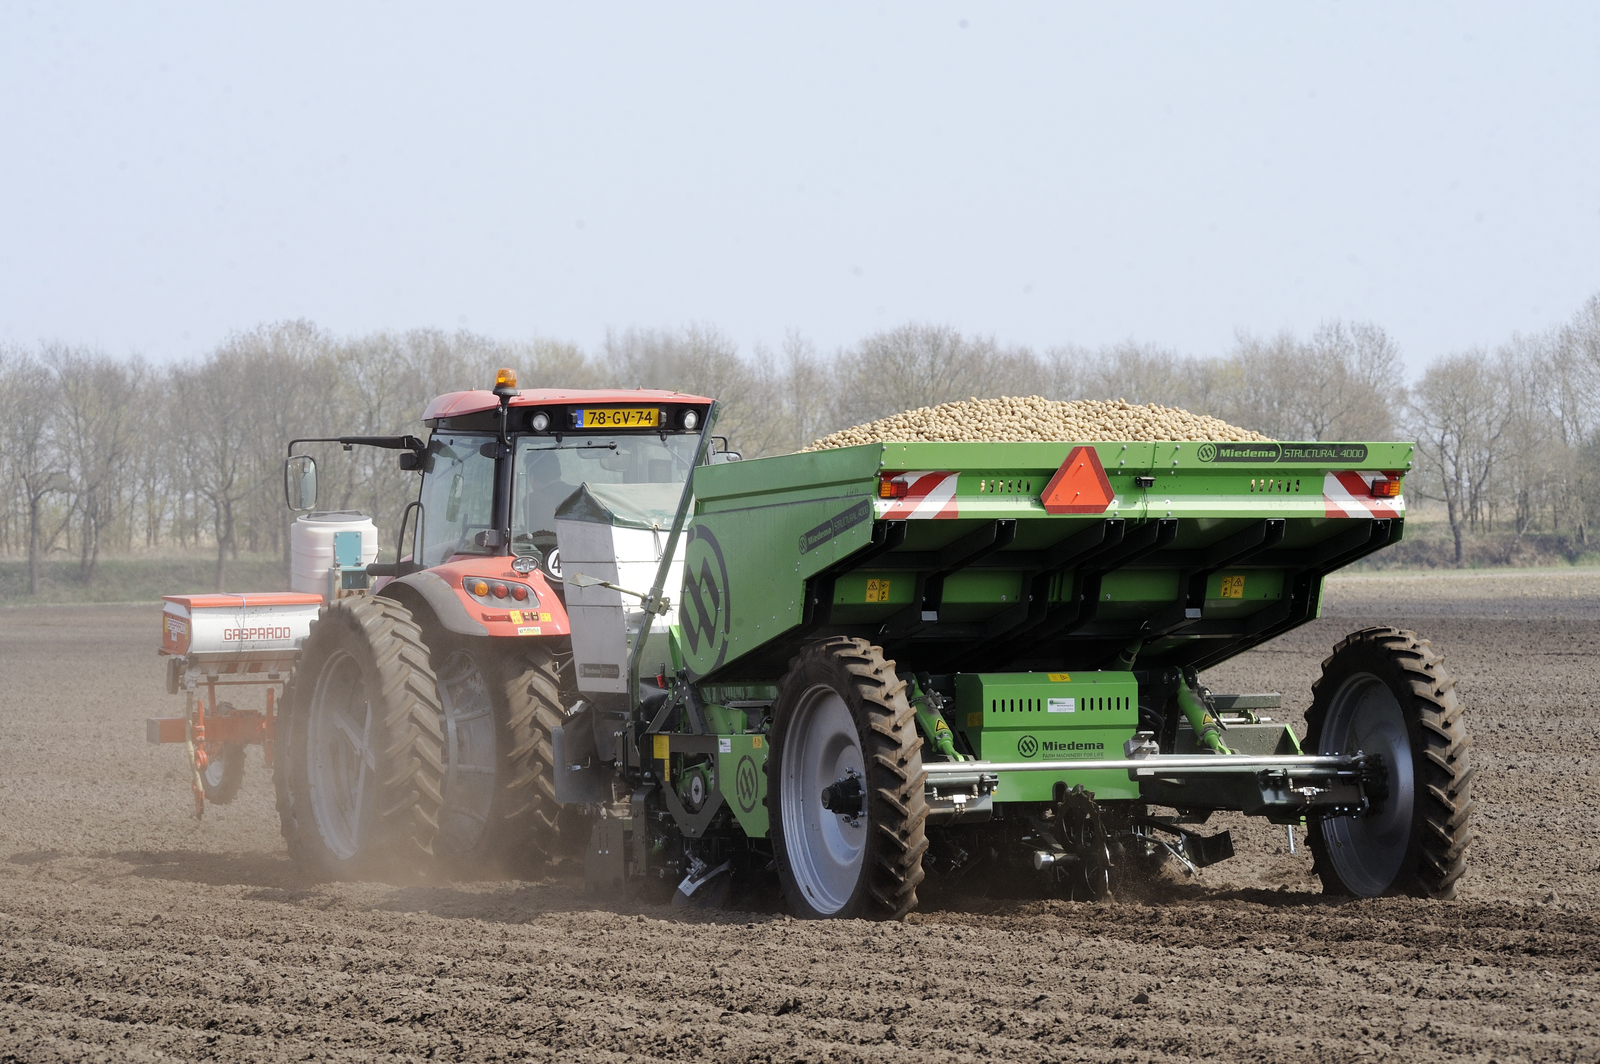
[435,649,499,854]
[1317,671,1416,896]
[203,755,230,790]
[306,649,376,861]
[780,685,867,915]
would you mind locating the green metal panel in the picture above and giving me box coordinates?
[952,672,1140,801]
[684,439,1412,682]
[715,733,769,837]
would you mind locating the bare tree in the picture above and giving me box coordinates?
[0,349,70,594]
[44,345,146,584]
[1218,321,1404,442]
[822,323,1055,440]
[169,351,258,590]
[1058,341,1215,412]
[603,323,780,454]
[1407,351,1513,565]
[771,331,831,452]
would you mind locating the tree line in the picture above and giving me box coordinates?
[2,292,1598,591]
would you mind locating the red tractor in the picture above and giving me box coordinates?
[156,369,721,876]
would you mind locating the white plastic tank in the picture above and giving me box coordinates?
[290,511,381,598]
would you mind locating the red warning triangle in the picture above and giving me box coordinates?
[1040,446,1115,514]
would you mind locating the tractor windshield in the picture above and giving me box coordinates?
[414,431,699,568]
[511,434,698,560]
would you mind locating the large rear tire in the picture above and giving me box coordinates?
[1306,626,1474,899]
[769,637,928,920]
[274,596,446,878]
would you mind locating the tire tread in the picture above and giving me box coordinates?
[1306,625,1473,899]
[771,636,928,920]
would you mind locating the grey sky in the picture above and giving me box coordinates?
[2,2,1596,372]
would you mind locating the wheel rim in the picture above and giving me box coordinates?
[202,751,229,790]
[780,684,867,914]
[435,650,499,853]
[307,649,374,861]
[1317,671,1416,895]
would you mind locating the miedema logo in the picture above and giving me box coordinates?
[681,525,731,677]
[1199,442,1371,464]
[735,755,760,813]
[1017,734,1040,758]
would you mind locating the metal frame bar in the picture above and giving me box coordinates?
[922,752,1367,778]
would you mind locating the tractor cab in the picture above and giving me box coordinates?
[415,394,712,586]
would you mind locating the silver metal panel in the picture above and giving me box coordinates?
[557,516,628,695]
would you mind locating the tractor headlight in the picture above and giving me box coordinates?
[530,411,550,432]
[682,409,700,431]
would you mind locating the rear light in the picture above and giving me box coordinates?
[465,576,536,605]
[1370,473,1403,498]
[878,474,910,499]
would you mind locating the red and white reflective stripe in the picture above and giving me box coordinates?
[877,471,960,520]
[1323,471,1403,519]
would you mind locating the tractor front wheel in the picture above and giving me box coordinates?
[499,645,578,862]
[1306,626,1475,899]
[430,641,573,870]
[769,637,928,920]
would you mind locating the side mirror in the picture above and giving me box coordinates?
[285,455,318,511]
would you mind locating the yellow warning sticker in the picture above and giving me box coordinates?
[865,578,892,603]
[968,712,982,727]
[1220,575,1246,599]
[1048,672,1072,682]
[539,612,553,622]
[653,735,670,759]
[752,735,763,749]
[508,610,523,624]
[517,626,542,636]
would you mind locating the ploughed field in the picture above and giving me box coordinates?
[3,574,1598,1062]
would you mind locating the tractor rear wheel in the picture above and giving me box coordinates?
[769,637,928,920]
[275,596,446,878]
[1306,626,1474,899]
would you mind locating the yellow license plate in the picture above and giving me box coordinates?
[575,406,659,428]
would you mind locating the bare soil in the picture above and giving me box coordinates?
[3,589,1597,1062]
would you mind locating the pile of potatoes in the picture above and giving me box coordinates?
[803,396,1272,451]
